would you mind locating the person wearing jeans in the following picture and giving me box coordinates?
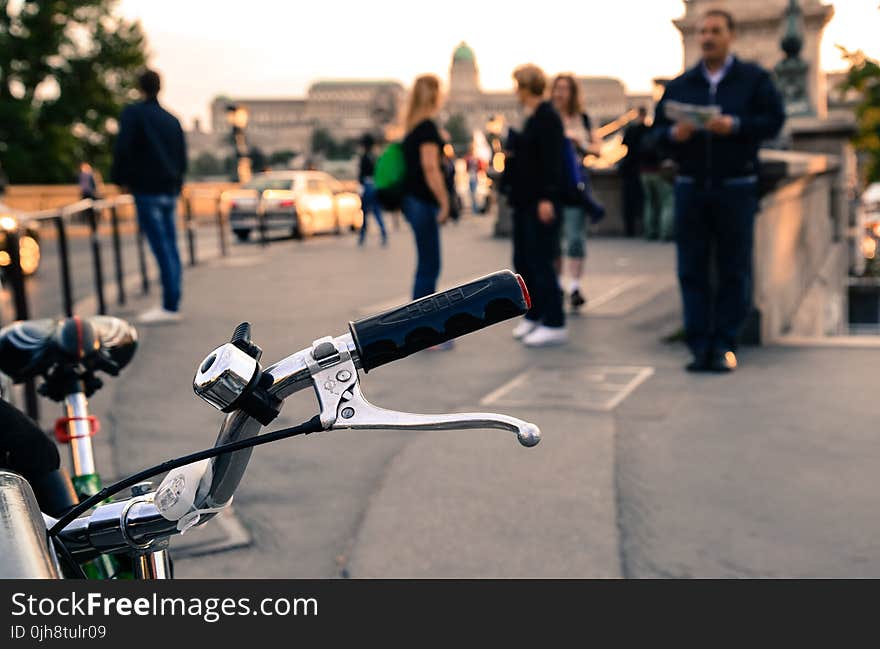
[551,73,602,313]
[674,178,757,363]
[641,170,675,241]
[133,194,182,313]
[400,74,451,349]
[401,194,441,299]
[112,68,187,324]
[650,9,784,371]
[358,134,387,246]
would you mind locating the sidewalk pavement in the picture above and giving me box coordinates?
[76,215,880,578]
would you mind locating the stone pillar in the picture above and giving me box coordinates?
[673,0,834,117]
[788,116,859,256]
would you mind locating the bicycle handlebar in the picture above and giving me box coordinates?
[56,270,537,559]
[349,270,530,372]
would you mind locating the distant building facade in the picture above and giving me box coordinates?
[190,43,640,161]
[206,82,403,158]
[442,42,631,136]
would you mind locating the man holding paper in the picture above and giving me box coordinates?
[652,8,785,373]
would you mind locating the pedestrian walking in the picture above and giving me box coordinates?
[111,68,188,324]
[619,107,647,237]
[652,9,785,372]
[506,64,568,347]
[400,74,449,300]
[464,146,480,214]
[551,73,602,314]
[640,131,675,242]
[358,133,387,246]
[78,162,100,201]
[443,143,462,223]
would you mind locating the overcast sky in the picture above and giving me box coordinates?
[116,0,880,129]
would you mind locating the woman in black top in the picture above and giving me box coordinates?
[506,64,568,347]
[401,74,450,302]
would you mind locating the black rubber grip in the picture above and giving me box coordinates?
[349,270,530,372]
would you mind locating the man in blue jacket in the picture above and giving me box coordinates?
[112,69,187,324]
[652,9,785,372]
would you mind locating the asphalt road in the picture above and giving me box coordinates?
[18,214,879,578]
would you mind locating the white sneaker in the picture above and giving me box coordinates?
[512,319,539,340]
[522,325,568,347]
[136,306,182,324]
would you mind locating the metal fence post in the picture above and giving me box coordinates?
[216,194,228,257]
[5,226,39,420]
[136,221,150,295]
[53,215,74,317]
[110,204,126,306]
[184,195,196,266]
[258,193,268,247]
[86,205,107,315]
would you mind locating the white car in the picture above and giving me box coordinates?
[223,170,363,241]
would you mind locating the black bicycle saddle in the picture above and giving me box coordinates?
[0,316,138,386]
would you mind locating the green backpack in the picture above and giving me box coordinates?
[374,142,406,210]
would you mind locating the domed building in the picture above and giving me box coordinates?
[449,42,481,100]
[443,41,630,143]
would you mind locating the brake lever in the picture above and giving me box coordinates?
[305,338,540,448]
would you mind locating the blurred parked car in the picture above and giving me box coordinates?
[222,170,363,241]
[0,202,41,276]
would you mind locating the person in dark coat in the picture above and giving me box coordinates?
[506,64,568,348]
[619,107,647,238]
[651,9,785,372]
[357,133,387,246]
[112,69,187,324]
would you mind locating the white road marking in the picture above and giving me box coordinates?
[583,276,646,312]
[602,367,656,411]
[479,365,655,412]
[479,370,532,406]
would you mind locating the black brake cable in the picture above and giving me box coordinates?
[48,415,323,538]
[51,534,88,579]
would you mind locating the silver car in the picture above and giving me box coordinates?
[223,171,363,241]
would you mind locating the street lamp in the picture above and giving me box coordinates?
[226,104,252,183]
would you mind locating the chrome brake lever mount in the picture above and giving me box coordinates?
[304,338,541,448]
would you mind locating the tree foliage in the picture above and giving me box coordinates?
[838,47,880,184]
[269,149,298,168]
[444,113,470,153]
[0,0,147,184]
[310,128,355,160]
[190,152,224,178]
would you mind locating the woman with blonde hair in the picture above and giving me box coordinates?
[400,74,450,305]
[551,73,602,313]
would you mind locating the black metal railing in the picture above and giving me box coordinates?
[1,192,229,420]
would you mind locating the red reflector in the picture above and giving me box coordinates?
[278,200,295,208]
[230,201,238,209]
[515,274,531,310]
[54,416,100,443]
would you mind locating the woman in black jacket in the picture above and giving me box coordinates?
[507,64,568,347]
